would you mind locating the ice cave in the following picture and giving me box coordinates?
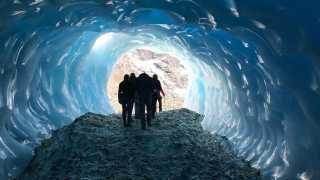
[0,0,320,179]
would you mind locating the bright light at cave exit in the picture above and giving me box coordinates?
[92,32,116,51]
[91,32,196,113]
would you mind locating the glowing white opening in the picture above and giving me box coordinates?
[107,48,191,113]
[92,32,115,51]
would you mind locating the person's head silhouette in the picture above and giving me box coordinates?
[153,74,158,80]
[130,73,136,80]
[124,74,129,81]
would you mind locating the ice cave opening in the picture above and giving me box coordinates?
[1,0,320,179]
[106,48,190,112]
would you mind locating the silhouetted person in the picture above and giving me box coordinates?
[118,74,134,127]
[151,74,165,119]
[135,72,155,129]
[128,73,136,122]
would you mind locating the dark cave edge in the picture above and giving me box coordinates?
[17,108,261,180]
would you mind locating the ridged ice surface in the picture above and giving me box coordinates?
[0,0,319,179]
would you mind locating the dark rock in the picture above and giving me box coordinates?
[17,108,261,180]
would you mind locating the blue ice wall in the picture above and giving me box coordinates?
[0,0,320,179]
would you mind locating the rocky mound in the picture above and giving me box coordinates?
[18,109,260,180]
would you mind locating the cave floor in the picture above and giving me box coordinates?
[18,108,260,180]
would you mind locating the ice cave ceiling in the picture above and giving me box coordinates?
[0,0,320,179]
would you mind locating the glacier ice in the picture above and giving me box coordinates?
[0,0,320,179]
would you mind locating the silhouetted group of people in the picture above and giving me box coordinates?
[118,72,165,130]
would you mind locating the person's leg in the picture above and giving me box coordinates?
[121,103,127,127]
[151,95,157,119]
[128,99,134,123]
[158,97,162,112]
[134,97,140,119]
[146,96,152,126]
[140,101,146,129]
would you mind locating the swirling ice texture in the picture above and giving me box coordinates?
[0,0,320,179]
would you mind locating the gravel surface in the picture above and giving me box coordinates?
[18,108,261,180]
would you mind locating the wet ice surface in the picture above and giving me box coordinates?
[0,0,320,179]
[18,109,260,180]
